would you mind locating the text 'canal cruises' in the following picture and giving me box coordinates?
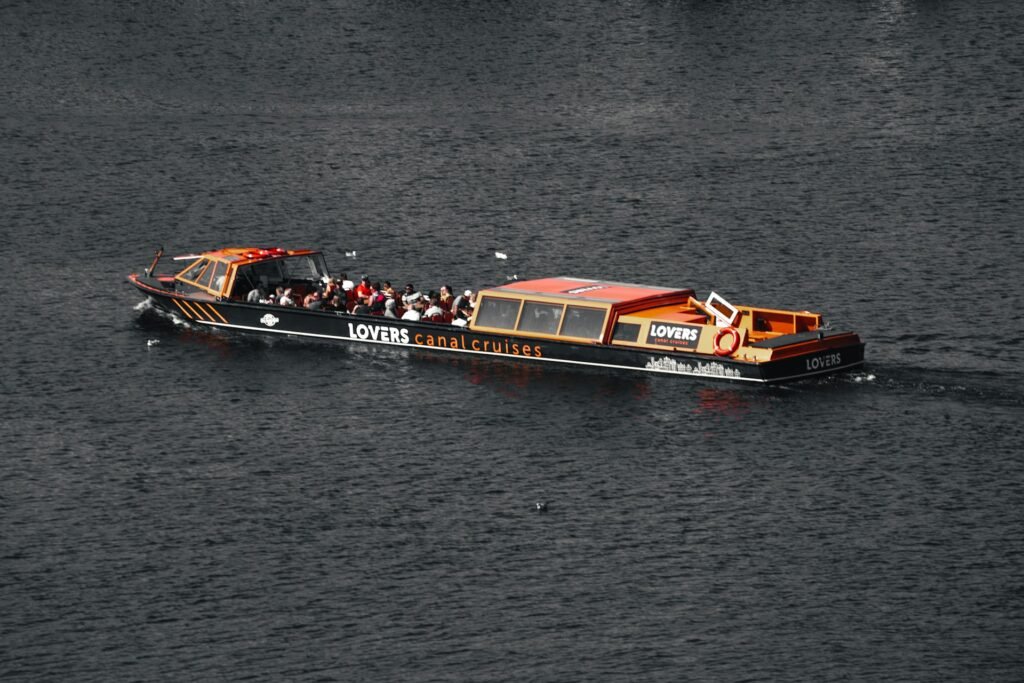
[127,247,865,383]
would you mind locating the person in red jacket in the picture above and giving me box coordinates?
[355,276,373,299]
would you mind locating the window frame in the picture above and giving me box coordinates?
[205,260,228,294]
[516,300,566,336]
[610,321,642,344]
[178,258,210,285]
[556,304,608,341]
[472,295,524,331]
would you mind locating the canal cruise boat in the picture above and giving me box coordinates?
[127,247,865,384]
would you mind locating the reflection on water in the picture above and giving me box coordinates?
[459,355,652,401]
[693,387,751,416]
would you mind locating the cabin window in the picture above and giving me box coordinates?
[475,297,522,330]
[559,306,606,340]
[611,322,641,343]
[235,261,283,294]
[517,301,564,335]
[180,259,210,283]
[206,261,228,292]
[280,254,328,281]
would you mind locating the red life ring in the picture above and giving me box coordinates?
[713,326,741,356]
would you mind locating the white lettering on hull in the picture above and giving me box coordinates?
[347,322,410,345]
[649,324,698,342]
[646,322,701,349]
[805,352,842,371]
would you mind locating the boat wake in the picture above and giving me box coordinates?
[133,298,193,330]
[843,362,1022,407]
[765,362,1022,408]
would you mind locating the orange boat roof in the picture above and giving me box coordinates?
[488,277,691,305]
[194,247,319,265]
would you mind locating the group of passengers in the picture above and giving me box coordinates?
[246,274,475,326]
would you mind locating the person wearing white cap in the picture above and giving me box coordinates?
[453,289,474,321]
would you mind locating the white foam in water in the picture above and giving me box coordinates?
[853,373,876,383]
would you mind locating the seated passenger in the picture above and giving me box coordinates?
[401,284,421,307]
[259,286,278,305]
[384,298,398,318]
[304,290,322,310]
[352,301,371,315]
[401,297,423,321]
[453,290,473,322]
[322,292,343,311]
[452,289,472,313]
[322,277,340,301]
[423,294,444,320]
[337,272,355,292]
[355,276,373,300]
[246,286,265,303]
[278,288,295,306]
[382,281,396,300]
[439,285,454,312]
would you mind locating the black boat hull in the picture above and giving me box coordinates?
[130,278,865,384]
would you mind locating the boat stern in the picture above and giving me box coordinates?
[750,330,866,382]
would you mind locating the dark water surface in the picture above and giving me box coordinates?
[3,1,1023,680]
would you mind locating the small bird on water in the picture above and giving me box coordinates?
[534,501,548,512]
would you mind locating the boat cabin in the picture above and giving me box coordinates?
[468,277,825,356]
[172,247,328,300]
[469,277,699,345]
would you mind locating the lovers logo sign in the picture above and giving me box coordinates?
[646,322,701,349]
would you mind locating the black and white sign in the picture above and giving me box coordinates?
[646,322,701,349]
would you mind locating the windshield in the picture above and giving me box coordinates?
[232,253,329,297]
[280,254,328,281]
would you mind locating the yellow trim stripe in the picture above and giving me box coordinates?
[203,303,229,324]
[194,302,216,322]
[181,300,209,321]
[171,299,193,319]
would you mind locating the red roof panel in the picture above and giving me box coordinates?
[491,277,689,304]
